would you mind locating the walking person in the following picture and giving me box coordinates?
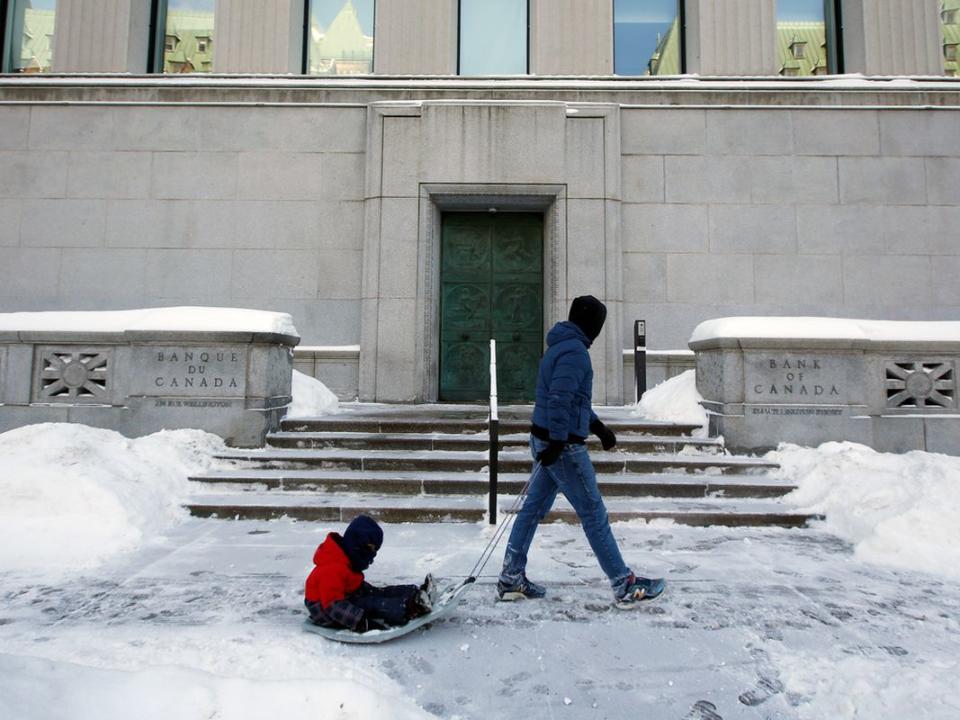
[496,295,666,607]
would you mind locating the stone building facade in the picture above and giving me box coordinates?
[0,0,958,404]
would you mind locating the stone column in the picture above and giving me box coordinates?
[51,0,152,72]
[373,0,458,74]
[214,0,306,74]
[685,0,777,75]
[840,0,943,76]
[529,0,613,75]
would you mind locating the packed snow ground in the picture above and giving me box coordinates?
[1,367,958,719]
[1,422,959,718]
[2,518,958,720]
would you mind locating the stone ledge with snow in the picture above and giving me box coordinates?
[0,308,300,447]
[690,317,960,456]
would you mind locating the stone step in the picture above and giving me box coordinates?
[213,448,778,475]
[280,403,701,437]
[187,469,796,499]
[183,491,820,528]
[280,417,703,437]
[264,431,722,454]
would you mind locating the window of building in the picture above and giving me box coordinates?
[777,0,842,76]
[3,0,56,73]
[459,0,527,75]
[614,0,684,75]
[944,2,960,75]
[153,0,215,74]
[307,0,374,75]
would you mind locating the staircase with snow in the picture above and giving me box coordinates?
[186,405,819,528]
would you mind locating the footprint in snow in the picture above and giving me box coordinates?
[684,700,723,720]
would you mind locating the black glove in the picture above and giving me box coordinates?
[536,440,564,467]
[590,419,617,451]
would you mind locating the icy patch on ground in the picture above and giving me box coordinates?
[287,370,339,417]
[0,424,226,577]
[774,442,960,581]
[0,626,433,720]
[632,369,707,436]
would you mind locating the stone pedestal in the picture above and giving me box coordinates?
[0,326,298,447]
[691,318,960,455]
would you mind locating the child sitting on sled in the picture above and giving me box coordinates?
[304,514,434,633]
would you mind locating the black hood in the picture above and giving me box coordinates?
[341,514,383,572]
[568,295,607,342]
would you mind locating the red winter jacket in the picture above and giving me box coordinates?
[305,533,364,608]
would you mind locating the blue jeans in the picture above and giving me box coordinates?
[500,435,633,594]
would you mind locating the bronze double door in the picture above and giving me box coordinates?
[439,212,544,403]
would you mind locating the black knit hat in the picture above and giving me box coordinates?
[341,514,383,571]
[568,295,607,341]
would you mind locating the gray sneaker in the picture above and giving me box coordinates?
[615,575,666,608]
[496,574,546,601]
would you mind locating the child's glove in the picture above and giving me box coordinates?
[590,419,617,451]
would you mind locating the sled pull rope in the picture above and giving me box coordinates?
[465,461,542,582]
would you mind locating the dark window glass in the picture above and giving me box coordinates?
[308,0,374,75]
[5,0,56,73]
[162,0,214,74]
[777,0,840,76]
[459,0,527,75]
[944,1,960,76]
[614,0,682,75]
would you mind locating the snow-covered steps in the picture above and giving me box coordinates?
[183,491,821,528]
[264,431,722,454]
[186,403,804,527]
[187,469,797,499]
[209,448,777,475]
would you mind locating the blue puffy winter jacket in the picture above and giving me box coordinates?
[531,321,599,442]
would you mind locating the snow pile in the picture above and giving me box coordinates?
[774,442,960,580]
[0,653,433,720]
[690,316,960,344]
[0,424,227,576]
[775,651,959,720]
[632,370,707,435]
[0,625,435,720]
[286,370,339,417]
[0,307,299,337]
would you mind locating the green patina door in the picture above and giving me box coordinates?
[439,212,543,402]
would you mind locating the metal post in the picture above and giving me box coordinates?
[634,320,647,404]
[488,339,499,525]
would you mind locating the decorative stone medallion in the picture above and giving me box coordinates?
[36,348,111,403]
[885,361,956,409]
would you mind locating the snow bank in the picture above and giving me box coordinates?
[632,370,707,436]
[0,307,298,337]
[690,316,960,344]
[774,442,960,580]
[774,651,959,720]
[0,424,227,577]
[0,624,434,720]
[0,653,433,720]
[286,370,339,417]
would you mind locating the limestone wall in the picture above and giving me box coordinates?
[0,103,366,348]
[621,105,960,353]
[1,79,958,403]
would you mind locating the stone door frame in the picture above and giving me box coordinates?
[417,183,567,403]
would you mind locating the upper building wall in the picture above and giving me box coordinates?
[5,0,954,77]
[373,0,457,74]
